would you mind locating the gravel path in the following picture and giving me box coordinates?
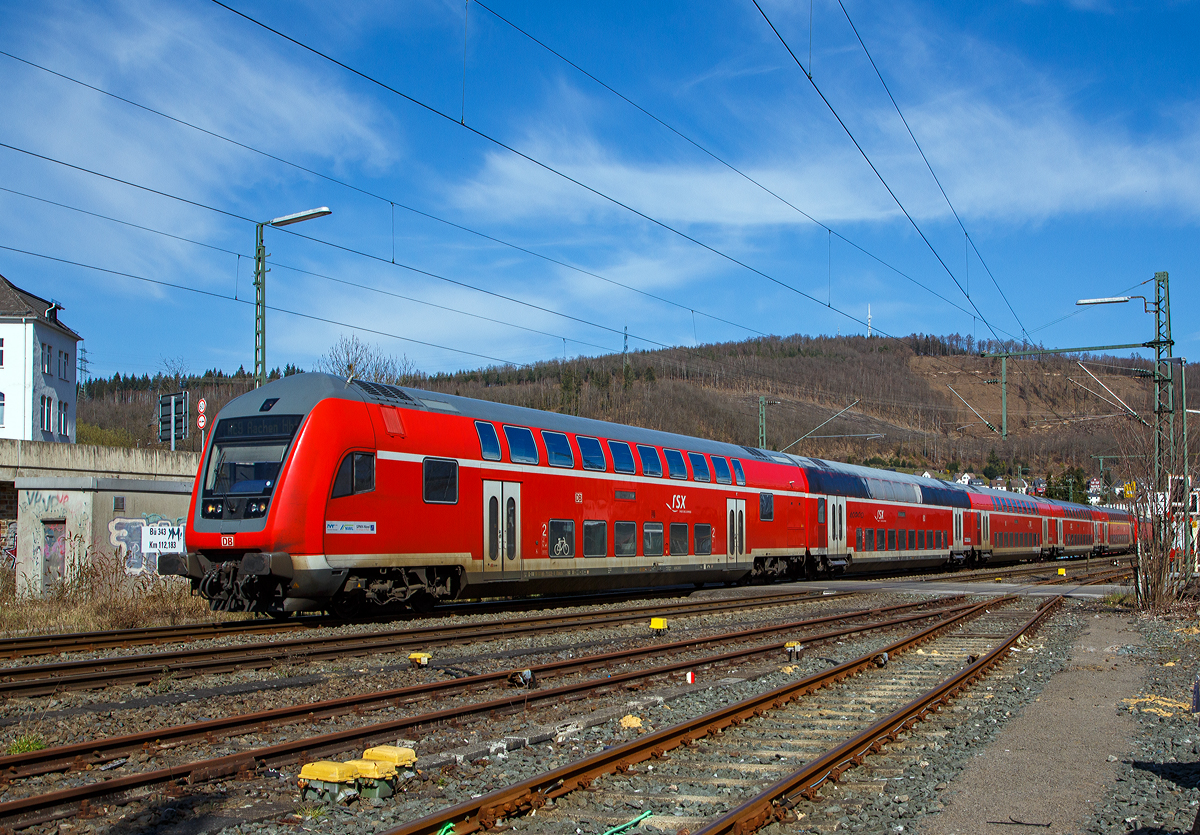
[919,612,1146,834]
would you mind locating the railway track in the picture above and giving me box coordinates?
[0,588,843,698]
[389,595,1057,835]
[0,586,722,660]
[0,555,1125,664]
[0,595,975,830]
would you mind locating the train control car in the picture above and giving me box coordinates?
[158,373,1134,615]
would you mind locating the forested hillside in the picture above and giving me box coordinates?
[76,334,1164,486]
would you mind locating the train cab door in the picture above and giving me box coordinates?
[725,498,746,564]
[952,508,964,552]
[482,481,522,573]
[826,496,847,557]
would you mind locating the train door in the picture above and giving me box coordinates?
[981,512,990,551]
[1057,519,1063,551]
[952,508,964,551]
[826,496,847,557]
[726,498,746,564]
[482,481,522,572]
[1102,521,1108,551]
[1042,518,1048,551]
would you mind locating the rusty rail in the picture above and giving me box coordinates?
[384,596,1014,835]
[0,589,840,697]
[694,596,1064,835]
[0,586,761,660]
[0,597,973,830]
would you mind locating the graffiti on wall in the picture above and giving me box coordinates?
[110,513,187,575]
[18,490,90,593]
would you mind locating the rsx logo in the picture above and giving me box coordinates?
[668,494,687,511]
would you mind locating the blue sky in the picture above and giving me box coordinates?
[0,0,1196,380]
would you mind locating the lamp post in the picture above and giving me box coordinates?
[253,207,332,388]
[1078,272,1175,596]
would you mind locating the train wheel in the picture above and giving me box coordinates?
[406,591,437,614]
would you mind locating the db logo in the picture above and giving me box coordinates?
[220,535,235,547]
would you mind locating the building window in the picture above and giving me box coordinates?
[0,337,5,367]
[41,344,51,374]
[0,392,5,426]
[39,395,53,432]
[58,402,68,436]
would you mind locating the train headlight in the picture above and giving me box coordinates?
[201,501,223,519]
[244,501,269,519]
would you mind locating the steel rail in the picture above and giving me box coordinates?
[382,595,1014,835]
[0,596,965,781]
[694,595,1064,834]
[0,589,839,697]
[0,586,730,660]
[0,597,978,830]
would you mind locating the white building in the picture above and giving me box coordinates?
[0,275,80,443]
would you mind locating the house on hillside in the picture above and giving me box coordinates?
[0,274,80,443]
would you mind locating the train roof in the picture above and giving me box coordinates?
[238,373,1112,518]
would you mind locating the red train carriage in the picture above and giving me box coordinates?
[159,374,1132,615]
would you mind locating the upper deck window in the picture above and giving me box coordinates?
[475,421,501,461]
[731,458,746,486]
[503,426,539,465]
[542,431,574,468]
[577,436,607,471]
[637,445,662,477]
[664,449,687,480]
[608,440,636,474]
[711,456,732,485]
[687,452,711,483]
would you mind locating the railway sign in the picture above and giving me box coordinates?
[197,398,207,414]
[157,391,188,449]
[141,523,185,555]
[197,414,207,430]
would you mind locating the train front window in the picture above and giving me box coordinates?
[203,414,302,499]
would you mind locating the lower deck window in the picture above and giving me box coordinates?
[548,519,575,557]
[917,530,925,549]
[643,522,664,557]
[888,529,896,550]
[615,521,637,557]
[856,528,864,551]
[876,529,886,550]
[669,523,689,556]
[583,520,607,557]
[421,457,456,503]
[695,524,712,556]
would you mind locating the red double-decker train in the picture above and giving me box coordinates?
[159,373,1134,615]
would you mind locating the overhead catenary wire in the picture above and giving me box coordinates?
[3,17,1116,441]
[210,0,1009,347]
[832,0,1030,343]
[750,0,1007,345]
[0,243,533,369]
[0,48,769,341]
[466,0,983,323]
[204,0,1032,421]
[0,106,990,421]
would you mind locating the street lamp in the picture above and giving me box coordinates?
[254,207,332,388]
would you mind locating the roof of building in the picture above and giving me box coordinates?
[0,273,81,341]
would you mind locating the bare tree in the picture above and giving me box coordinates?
[1115,415,1196,611]
[316,334,419,386]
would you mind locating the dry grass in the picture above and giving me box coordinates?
[0,544,241,638]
